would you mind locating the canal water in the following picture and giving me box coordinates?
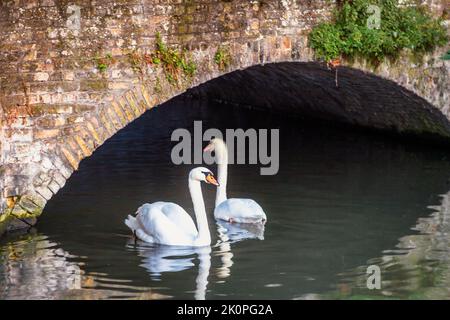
[1,94,450,299]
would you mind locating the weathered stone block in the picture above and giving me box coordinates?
[5,129,33,143]
[35,186,53,201]
[11,204,27,216]
[47,180,61,194]
[52,171,66,188]
[108,82,132,90]
[34,72,50,81]
[36,115,66,128]
[17,195,43,215]
[7,217,37,231]
[60,147,79,170]
[74,135,93,157]
[34,128,60,140]
[63,71,75,81]
[80,80,109,91]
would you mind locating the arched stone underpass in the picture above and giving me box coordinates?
[0,0,449,233]
[2,61,450,234]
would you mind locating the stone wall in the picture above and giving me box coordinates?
[0,0,449,233]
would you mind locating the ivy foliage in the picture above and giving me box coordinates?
[309,0,448,63]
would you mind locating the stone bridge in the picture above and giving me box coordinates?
[0,0,449,233]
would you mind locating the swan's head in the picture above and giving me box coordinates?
[203,137,226,153]
[190,167,219,186]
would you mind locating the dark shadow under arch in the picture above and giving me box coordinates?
[184,62,450,143]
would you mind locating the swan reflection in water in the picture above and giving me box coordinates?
[132,243,211,300]
[216,220,265,242]
[215,221,265,279]
[130,221,265,299]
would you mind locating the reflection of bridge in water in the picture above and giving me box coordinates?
[0,221,264,300]
[0,233,171,299]
[317,191,450,299]
[2,194,450,300]
[0,234,83,299]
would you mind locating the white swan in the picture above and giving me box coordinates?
[204,138,267,224]
[124,167,219,246]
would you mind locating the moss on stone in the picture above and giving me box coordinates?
[80,79,108,91]
[0,194,44,236]
[0,214,12,237]
[154,76,162,94]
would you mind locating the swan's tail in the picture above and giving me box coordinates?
[125,204,150,231]
[124,215,140,232]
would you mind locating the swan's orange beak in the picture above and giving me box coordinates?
[206,173,219,186]
[203,143,214,153]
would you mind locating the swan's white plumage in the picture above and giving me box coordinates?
[125,167,216,246]
[215,198,267,223]
[141,202,198,238]
[126,203,198,246]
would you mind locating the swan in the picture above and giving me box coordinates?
[203,138,267,224]
[124,167,219,246]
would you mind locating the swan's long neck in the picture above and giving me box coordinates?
[189,179,211,245]
[215,141,228,207]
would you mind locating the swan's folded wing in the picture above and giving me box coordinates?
[160,202,198,238]
[136,202,197,245]
[137,203,197,245]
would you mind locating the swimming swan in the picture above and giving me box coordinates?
[125,167,219,246]
[204,138,267,224]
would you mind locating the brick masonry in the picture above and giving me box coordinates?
[0,0,449,233]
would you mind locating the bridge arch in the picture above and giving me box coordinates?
[0,0,448,231]
[2,59,450,230]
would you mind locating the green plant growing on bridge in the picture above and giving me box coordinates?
[214,46,232,71]
[150,32,197,85]
[95,53,115,73]
[125,34,197,85]
[309,0,448,64]
[128,51,144,74]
